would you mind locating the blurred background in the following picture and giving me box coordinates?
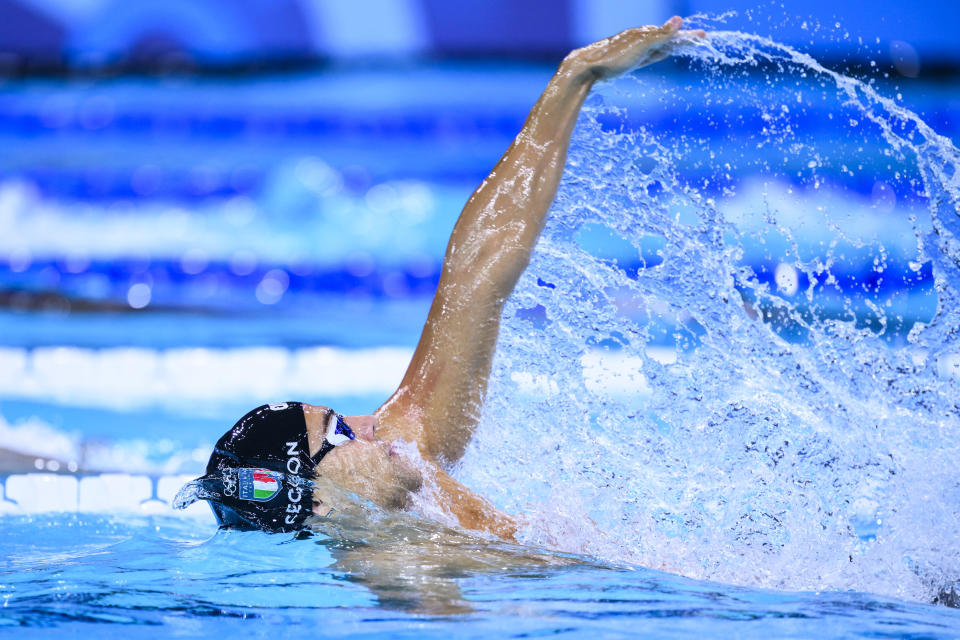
[0,0,957,488]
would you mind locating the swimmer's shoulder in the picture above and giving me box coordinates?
[374,391,431,458]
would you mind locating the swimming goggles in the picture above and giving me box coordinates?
[311,410,356,465]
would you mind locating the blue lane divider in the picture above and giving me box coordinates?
[0,254,934,305]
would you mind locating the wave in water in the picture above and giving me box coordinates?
[459,29,960,603]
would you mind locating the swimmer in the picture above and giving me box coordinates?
[176,17,705,540]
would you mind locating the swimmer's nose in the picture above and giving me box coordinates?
[344,414,376,441]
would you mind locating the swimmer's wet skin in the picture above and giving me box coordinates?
[177,17,705,539]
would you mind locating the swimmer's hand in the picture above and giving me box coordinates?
[564,16,705,80]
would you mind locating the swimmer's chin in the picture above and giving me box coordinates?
[311,451,423,514]
[308,481,422,540]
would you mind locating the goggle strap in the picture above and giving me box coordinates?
[311,440,335,466]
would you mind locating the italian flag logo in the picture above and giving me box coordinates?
[238,468,281,502]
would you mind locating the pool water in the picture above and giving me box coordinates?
[2,26,960,638]
[2,515,959,638]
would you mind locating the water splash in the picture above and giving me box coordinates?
[459,30,960,603]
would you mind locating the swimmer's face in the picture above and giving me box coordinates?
[302,404,422,512]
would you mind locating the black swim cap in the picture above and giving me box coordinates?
[174,402,354,533]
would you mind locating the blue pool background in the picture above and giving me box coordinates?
[2,1,960,637]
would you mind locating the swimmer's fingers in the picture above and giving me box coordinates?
[567,17,706,79]
[567,18,680,78]
[639,29,707,67]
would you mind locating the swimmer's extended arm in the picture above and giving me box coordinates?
[377,18,699,466]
